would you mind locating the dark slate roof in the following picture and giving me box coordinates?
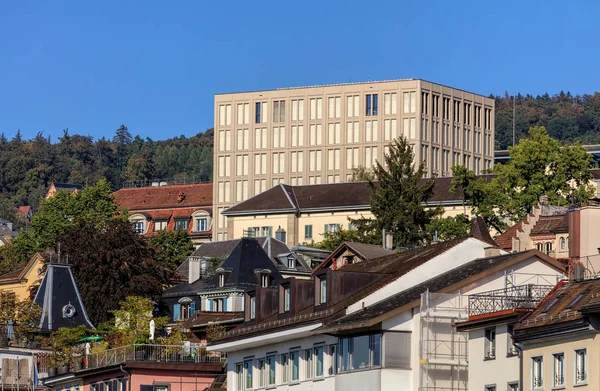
[340,237,468,275]
[34,263,94,331]
[470,216,497,246]
[162,278,209,297]
[189,311,245,328]
[177,237,303,281]
[323,251,543,331]
[223,176,490,216]
[313,242,393,273]
[204,238,284,289]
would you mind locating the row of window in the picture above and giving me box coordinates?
[234,334,381,390]
[219,94,492,129]
[535,237,570,254]
[133,217,208,234]
[531,349,587,389]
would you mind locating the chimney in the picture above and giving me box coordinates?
[177,191,186,203]
[568,207,581,259]
[188,257,200,283]
[484,247,501,258]
[276,226,287,243]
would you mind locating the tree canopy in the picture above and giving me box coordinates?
[452,126,593,231]
[147,230,195,272]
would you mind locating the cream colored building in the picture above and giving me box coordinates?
[213,79,495,240]
[222,178,472,247]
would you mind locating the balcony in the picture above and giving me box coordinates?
[467,285,553,316]
[37,344,225,377]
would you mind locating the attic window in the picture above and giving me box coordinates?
[541,297,559,313]
[567,293,586,309]
[287,257,296,269]
[261,274,270,288]
[218,273,225,288]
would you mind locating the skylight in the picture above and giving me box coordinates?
[541,298,559,313]
[567,293,586,309]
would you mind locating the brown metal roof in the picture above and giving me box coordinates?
[530,214,569,236]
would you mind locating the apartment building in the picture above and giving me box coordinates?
[213,79,495,240]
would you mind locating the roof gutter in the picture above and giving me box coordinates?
[191,317,245,329]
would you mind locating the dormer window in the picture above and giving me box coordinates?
[287,257,296,269]
[249,295,256,320]
[192,210,211,232]
[261,274,270,288]
[196,218,208,231]
[319,277,327,304]
[135,221,144,234]
[175,219,189,231]
[283,286,291,312]
[218,273,225,288]
[155,220,167,231]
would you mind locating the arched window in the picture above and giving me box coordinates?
[566,237,569,250]
[560,237,566,251]
[536,243,544,252]
[545,242,552,254]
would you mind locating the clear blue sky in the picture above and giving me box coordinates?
[1,0,598,141]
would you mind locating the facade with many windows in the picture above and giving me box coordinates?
[213,79,495,240]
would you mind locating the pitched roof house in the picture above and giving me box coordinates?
[208,235,565,391]
[0,252,49,300]
[112,183,213,245]
[221,176,489,246]
[312,242,393,273]
[45,182,83,199]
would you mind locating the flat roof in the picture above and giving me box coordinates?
[215,78,494,99]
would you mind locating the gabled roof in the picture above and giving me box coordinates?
[17,206,31,218]
[204,239,284,290]
[0,252,50,285]
[223,176,483,216]
[313,242,393,274]
[530,214,569,235]
[495,220,523,251]
[470,216,497,246]
[112,184,213,211]
[52,183,83,191]
[322,250,566,332]
[514,277,600,337]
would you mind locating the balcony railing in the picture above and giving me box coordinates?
[468,285,553,316]
[85,344,224,371]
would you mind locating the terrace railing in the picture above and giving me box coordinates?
[86,344,224,371]
[468,285,553,316]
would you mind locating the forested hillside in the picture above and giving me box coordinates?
[2,90,600,212]
[494,92,600,149]
[0,125,213,211]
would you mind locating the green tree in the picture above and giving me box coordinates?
[12,179,124,259]
[351,137,440,247]
[311,229,363,251]
[0,291,41,342]
[111,296,168,345]
[453,126,593,229]
[0,197,26,230]
[426,214,471,242]
[349,166,376,182]
[147,230,195,272]
[58,219,174,325]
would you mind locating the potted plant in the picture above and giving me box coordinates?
[47,352,61,377]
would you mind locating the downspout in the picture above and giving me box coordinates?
[514,343,525,391]
[119,364,131,391]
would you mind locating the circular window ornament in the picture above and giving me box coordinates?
[63,304,77,319]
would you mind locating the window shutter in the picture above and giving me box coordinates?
[173,304,181,321]
[223,298,228,312]
[209,300,213,311]
[324,224,328,233]
[190,302,196,316]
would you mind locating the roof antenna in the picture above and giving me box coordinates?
[57,242,61,264]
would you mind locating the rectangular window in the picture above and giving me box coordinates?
[310,124,322,145]
[338,334,382,372]
[154,220,167,231]
[328,123,341,144]
[365,120,378,142]
[328,96,341,119]
[346,121,359,143]
[135,221,144,234]
[291,99,304,121]
[304,349,313,380]
[553,353,564,387]
[305,224,313,239]
[309,150,322,172]
[309,98,323,120]
[283,287,290,312]
[267,355,276,385]
[532,356,543,389]
[320,277,327,304]
[235,363,243,390]
[366,94,378,116]
[249,295,256,319]
[290,351,299,382]
[281,354,289,384]
[575,349,587,384]
[314,345,324,377]
[347,95,359,117]
[196,218,208,232]
[273,100,285,122]
[256,358,265,388]
[244,359,253,389]
[175,220,189,231]
[384,93,396,115]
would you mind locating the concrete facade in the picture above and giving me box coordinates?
[213,79,495,241]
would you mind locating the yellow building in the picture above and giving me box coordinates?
[514,277,599,391]
[222,177,474,246]
[0,252,48,300]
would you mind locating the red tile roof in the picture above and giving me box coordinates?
[112,184,213,211]
[17,206,31,218]
[495,220,524,251]
[530,214,569,236]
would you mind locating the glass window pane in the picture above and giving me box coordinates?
[372,334,381,366]
[291,351,299,381]
[351,335,370,370]
[315,346,324,377]
[340,338,349,372]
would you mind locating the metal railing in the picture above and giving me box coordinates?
[122,177,210,189]
[85,344,224,371]
[467,285,553,316]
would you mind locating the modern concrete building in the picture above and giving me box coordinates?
[213,79,495,241]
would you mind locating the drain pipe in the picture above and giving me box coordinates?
[119,364,131,391]
[514,342,525,391]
